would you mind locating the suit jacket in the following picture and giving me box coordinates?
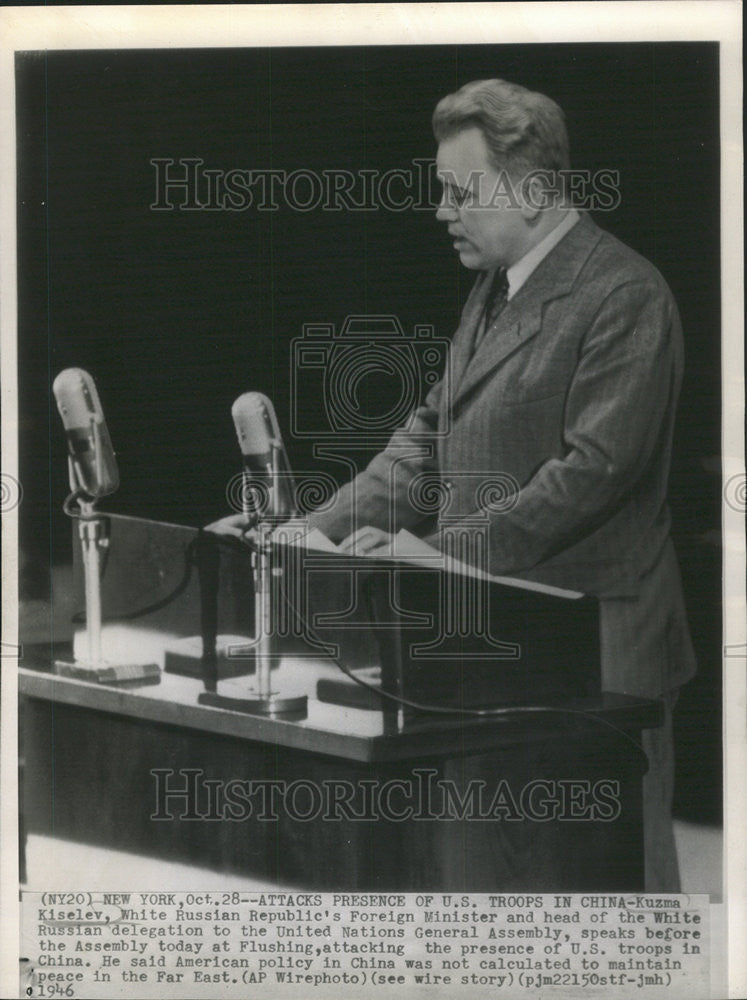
[309,214,696,697]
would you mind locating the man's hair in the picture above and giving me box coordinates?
[432,79,570,177]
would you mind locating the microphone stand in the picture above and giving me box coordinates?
[79,501,104,668]
[54,450,160,685]
[198,437,308,716]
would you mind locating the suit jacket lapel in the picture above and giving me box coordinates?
[448,270,492,391]
[449,214,604,408]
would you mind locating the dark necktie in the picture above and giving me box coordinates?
[485,266,510,326]
[473,267,509,355]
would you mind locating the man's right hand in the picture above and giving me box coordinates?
[205,513,310,545]
[204,513,256,539]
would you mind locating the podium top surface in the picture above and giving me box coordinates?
[19,649,662,765]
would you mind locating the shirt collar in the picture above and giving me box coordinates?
[506,209,580,299]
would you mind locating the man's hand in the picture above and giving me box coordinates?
[339,526,395,555]
[205,514,309,545]
[205,512,256,538]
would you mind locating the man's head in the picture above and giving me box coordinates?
[433,79,570,270]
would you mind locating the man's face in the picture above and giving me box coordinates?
[435,126,530,271]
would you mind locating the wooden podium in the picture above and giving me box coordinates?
[19,514,662,890]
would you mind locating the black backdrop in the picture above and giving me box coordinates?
[16,44,722,819]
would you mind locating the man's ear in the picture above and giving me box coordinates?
[518,173,547,220]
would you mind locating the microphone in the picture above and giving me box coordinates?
[197,392,308,716]
[52,368,119,500]
[231,392,296,521]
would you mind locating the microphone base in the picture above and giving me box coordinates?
[54,659,161,687]
[198,690,307,718]
[164,635,256,680]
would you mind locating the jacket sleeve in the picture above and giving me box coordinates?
[306,378,443,542]
[426,279,681,573]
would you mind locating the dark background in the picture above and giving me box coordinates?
[16,44,722,821]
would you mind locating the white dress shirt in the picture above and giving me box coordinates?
[506,209,580,299]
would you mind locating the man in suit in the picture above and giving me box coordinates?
[212,78,695,890]
[306,79,697,891]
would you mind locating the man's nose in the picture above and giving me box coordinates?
[435,196,458,222]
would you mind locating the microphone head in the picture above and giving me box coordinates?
[53,367,104,430]
[52,367,119,500]
[231,392,274,457]
[230,392,296,520]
